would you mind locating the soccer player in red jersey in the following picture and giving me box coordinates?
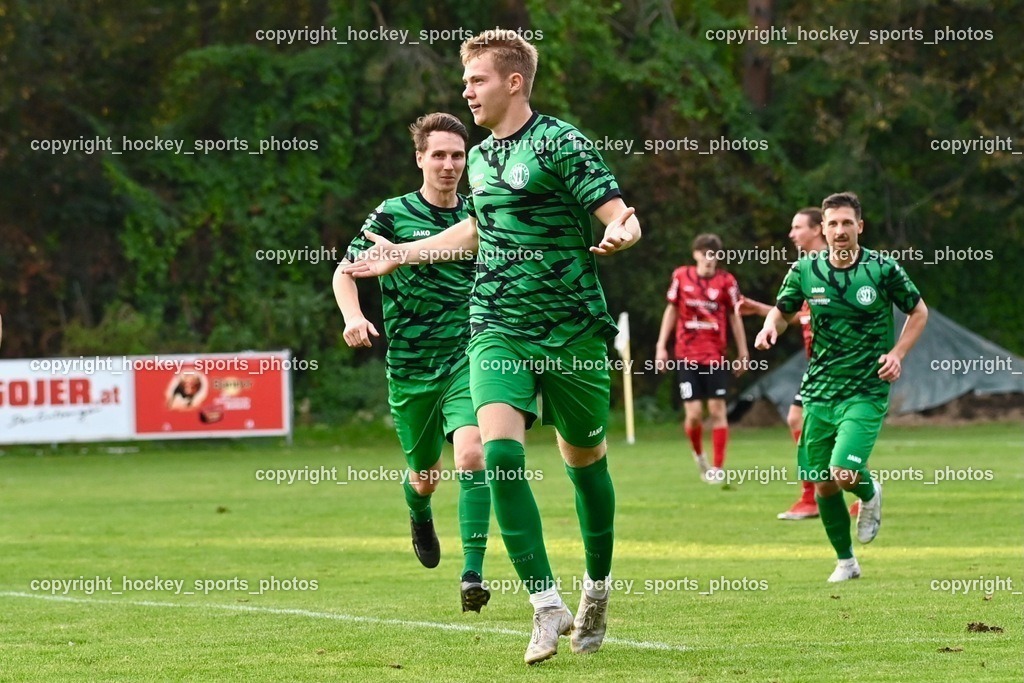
[737,208,826,517]
[656,233,750,483]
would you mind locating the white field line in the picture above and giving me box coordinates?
[0,591,688,652]
[4,591,1008,651]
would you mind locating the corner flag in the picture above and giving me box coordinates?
[614,312,636,444]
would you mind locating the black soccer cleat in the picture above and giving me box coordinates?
[460,571,491,613]
[410,516,440,568]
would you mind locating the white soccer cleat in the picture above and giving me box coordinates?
[524,606,573,664]
[827,558,861,583]
[571,591,609,654]
[693,453,710,479]
[704,467,724,484]
[856,481,883,543]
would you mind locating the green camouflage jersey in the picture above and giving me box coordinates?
[466,112,622,346]
[344,191,473,382]
[775,248,921,403]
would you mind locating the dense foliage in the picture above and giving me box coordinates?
[1,0,1019,419]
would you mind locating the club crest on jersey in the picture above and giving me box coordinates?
[706,287,719,300]
[507,163,530,189]
[856,286,877,306]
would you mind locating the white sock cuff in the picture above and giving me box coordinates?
[529,586,564,610]
[583,572,611,599]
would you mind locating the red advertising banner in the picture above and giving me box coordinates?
[0,351,292,444]
[133,352,291,438]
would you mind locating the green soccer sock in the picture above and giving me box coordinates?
[565,456,615,580]
[458,469,490,577]
[403,479,432,524]
[484,439,556,593]
[851,470,877,502]
[816,491,853,559]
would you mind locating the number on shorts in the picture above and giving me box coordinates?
[679,382,693,400]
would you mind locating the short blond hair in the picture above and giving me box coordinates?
[460,29,538,99]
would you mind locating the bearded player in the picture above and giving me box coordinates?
[755,191,927,582]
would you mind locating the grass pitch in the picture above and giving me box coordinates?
[0,422,1020,681]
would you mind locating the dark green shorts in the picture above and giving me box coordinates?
[797,398,888,482]
[466,332,611,448]
[388,360,476,473]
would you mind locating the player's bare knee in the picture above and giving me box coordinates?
[815,480,840,497]
[683,408,703,429]
[408,457,442,495]
[707,400,727,427]
[454,444,485,472]
[410,474,439,496]
[453,426,485,471]
[830,466,860,491]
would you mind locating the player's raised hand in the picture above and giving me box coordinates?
[343,316,380,348]
[341,232,402,278]
[754,328,777,350]
[877,353,902,382]
[591,206,637,256]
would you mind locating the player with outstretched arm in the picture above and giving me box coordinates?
[344,30,640,664]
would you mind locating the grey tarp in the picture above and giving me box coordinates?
[739,308,1024,419]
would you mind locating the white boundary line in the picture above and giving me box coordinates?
[0,591,689,652]
[4,592,1010,652]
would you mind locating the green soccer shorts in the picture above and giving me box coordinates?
[797,397,888,482]
[466,332,611,448]
[388,359,477,473]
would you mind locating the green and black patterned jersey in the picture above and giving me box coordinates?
[344,191,473,382]
[465,112,621,346]
[775,248,921,403]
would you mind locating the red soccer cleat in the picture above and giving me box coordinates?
[777,499,820,520]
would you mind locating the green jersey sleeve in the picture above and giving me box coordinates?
[344,200,395,262]
[775,261,805,315]
[882,258,922,313]
[548,125,621,213]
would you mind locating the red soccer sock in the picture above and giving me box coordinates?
[712,427,728,468]
[686,424,703,455]
[800,480,816,504]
